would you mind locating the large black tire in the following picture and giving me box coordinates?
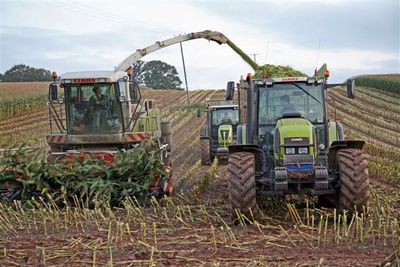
[199,139,211,165]
[338,148,369,213]
[228,152,257,221]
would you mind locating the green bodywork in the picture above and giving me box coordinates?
[133,109,161,133]
[274,118,315,160]
[328,121,344,145]
[241,125,247,144]
[314,63,328,79]
[218,124,233,147]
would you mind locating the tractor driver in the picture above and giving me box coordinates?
[89,86,110,129]
[280,95,296,116]
[221,112,233,124]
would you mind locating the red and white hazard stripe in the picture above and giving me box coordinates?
[47,135,65,144]
[123,132,147,142]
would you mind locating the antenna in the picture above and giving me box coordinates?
[265,42,270,64]
[179,42,190,104]
[250,53,260,63]
[333,98,337,122]
[315,39,321,70]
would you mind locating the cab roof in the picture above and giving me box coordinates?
[209,104,238,109]
[253,76,325,85]
[60,71,127,84]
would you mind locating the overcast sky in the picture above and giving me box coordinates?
[0,0,399,88]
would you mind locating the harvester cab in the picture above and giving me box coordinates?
[47,70,173,196]
[228,64,369,218]
[199,89,240,165]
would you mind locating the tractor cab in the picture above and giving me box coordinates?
[209,104,239,147]
[256,77,327,163]
[199,99,239,164]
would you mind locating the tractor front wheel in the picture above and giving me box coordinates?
[338,148,369,213]
[228,152,257,221]
[199,139,211,165]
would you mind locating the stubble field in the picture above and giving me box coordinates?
[0,80,399,266]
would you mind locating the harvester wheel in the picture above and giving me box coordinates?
[163,166,173,196]
[199,139,211,165]
[337,148,369,213]
[1,178,23,200]
[228,152,257,222]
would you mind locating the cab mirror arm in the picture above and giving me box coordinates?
[325,79,355,98]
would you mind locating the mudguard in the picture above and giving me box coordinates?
[200,136,212,142]
[328,121,345,144]
[236,124,247,144]
[199,125,209,138]
[328,140,365,170]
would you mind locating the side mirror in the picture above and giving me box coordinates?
[49,83,58,101]
[225,81,235,101]
[346,79,355,98]
[129,82,139,103]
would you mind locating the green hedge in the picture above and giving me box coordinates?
[355,77,400,94]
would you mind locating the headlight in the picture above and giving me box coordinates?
[319,144,325,150]
[307,78,316,84]
[285,147,295,154]
[298,147,308,154]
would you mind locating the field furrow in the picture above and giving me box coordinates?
[329,90,400,123]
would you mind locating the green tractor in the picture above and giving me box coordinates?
[199,83,240,164]
[228,65,369,217]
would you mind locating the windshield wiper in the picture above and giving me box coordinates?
[291,83,321,104]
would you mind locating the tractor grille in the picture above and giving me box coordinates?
[284,137,309,145]
[220,130,230,138]
[283,154,314,165]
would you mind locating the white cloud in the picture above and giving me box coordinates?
[1,0,398,87]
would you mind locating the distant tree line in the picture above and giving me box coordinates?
[0,64,53,82]
[0,61,183,90]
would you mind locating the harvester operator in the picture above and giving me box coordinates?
[89,86,110,129]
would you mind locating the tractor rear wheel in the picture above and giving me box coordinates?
[337,148,369,213]
[199,139,211,165]
[228,152,257,221]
